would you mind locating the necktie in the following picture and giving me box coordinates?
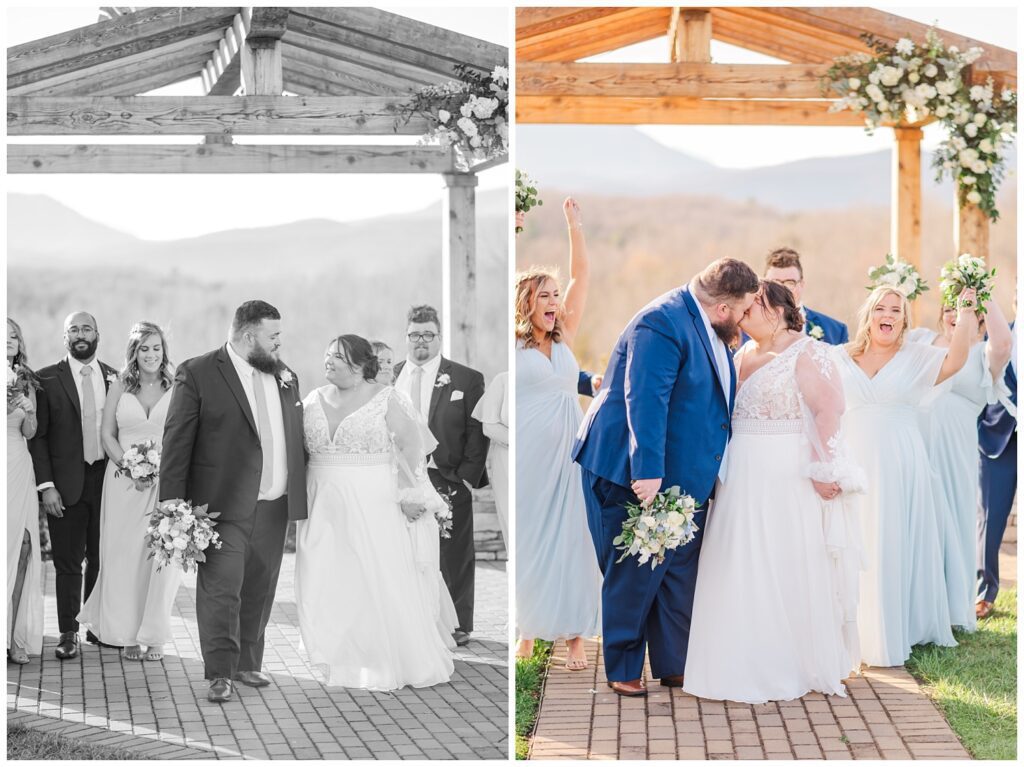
[411,365,424,416]
[252,370,274,494]
[80,365,101,463]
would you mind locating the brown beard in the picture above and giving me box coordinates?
[710,317,740,348]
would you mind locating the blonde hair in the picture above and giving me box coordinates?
[846,286,910,357]
[515,268,564,349]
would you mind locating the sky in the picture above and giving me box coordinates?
[4,5,511,240]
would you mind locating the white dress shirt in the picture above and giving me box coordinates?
[692,291,732,483]
[394,353,442,420]
[226,343,288,501]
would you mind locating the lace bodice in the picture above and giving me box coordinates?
[303,387,395,455]
[734,338,815,421]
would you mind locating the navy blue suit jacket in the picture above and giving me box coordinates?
[804,307,848,345]
[572,286,734,504]
[979,330,1016,459]
[578,370,595,397]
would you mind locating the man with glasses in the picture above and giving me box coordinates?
[29,312,119,660]
[393,305,488,647]
[764,247,848,345]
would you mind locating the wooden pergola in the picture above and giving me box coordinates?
[7,6,508,366]
[517,6,1016,278]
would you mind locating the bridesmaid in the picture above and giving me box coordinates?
[836,286,977,667]
[515,197,601,670]
[472,372,509,548]
[7,318,43,664]
[372,341,395,385]
[911,296,1012,631]
[78,321,180,661]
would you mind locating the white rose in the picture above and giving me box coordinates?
[971,160,988,174]
[437,109,450,124]
[908,71,920,83]
[966,190,982,204]
[958,147,979,165]
[955,110,970,124]
[491,65,508,84]
[456,116,478,137]
[973,112,987,126]
[880,66,902,87]
[965,122,979,137]
[924,64,938,78]
[935,80,957,96]
[880,272,900,287]
[970,85,990,102]
[865,83,884,102]
[978,138,994,154]
[961,175,976,185]
[915,83,936,100]
[459,103,472,118]
[469,135,482,148]
[641,515,657,529]
[158,517,171,534]
[848,77,861,90]
[172,536,188,550]
[935,105,949,118]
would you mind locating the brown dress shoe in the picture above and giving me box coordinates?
[659,674,685,687]
[234,670,271,687]
[976,600,994,619]
[208,678,233,703]
[608,679,647,697]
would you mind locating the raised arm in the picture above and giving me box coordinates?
[936,288,980,385]
[982,296,1013,382]
[100,379,124,464]
[560,197,590,345]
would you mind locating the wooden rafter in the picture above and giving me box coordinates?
[7,6,238,90]
[516,7,671,62]
[283,67,363,97]
[281,43,425,96]
[201,9,251,96]
[7,96,432,136]
[284,30,448,88]
[710,9,844,63]
[7,144,455,174]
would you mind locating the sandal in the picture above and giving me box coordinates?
[121,645,143,661]
[143,645,164,662]
[8,645,29,665]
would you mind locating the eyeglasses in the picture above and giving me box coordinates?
[775,279,802,290]
[407,332,438,343]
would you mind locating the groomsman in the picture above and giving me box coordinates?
[764,247,848,344]
[977,317,1016,618]
[394,305,488,646]
[29,312,118,659]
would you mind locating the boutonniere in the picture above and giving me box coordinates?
[807,322,825,341]
[435,372,451,389]
[278,370,294,389]
[106,372,118,384]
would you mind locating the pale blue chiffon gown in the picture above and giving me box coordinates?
[515,340,601,640]
[837,342,957,666]
[911,329,1007,632]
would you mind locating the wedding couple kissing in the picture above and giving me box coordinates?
[159,300,464,702]
[574,258,864,704]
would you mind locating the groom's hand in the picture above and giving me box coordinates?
[631,478,662,505]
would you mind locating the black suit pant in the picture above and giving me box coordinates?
[429,469,475,633]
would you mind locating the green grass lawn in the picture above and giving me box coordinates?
[907,587,1017,760]
[6,724,150,760]
[515,640,552,760]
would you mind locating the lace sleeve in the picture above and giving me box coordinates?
[795,342,866,493]
[385,389,445,511]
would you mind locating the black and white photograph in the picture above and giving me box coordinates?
[7,5,509,760]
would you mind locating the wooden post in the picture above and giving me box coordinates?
[241,7,286,96]
[670,8,712,63]
[442,172,478,366]
[955,200,990,260]
[891,126,922,322]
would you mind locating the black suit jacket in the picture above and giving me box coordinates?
[159,345,308,522]
[29,357,118,507]
[395,356,489,488]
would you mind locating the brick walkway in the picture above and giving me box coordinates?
[529,545,1018,761]
[8,556,508,760]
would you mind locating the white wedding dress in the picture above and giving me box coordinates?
[685,338,864,703]
[295,386,455,690]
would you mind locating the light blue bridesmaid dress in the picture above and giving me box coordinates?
[515,340,601,640]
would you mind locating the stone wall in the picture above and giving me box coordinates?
[472,487,507,561]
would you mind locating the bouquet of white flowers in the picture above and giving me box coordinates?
[867,253,928,300]
[515,169,542,232]
[398,480,453,538]
[940,253,996,313]
[115,439,160,491]
[7,362,32,408]
[145,500,221,573]
[614,486,699,569]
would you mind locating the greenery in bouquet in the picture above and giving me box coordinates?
[867,253,929,300]
[940,253,996,313]
[826,28,1016,221]
[6,363,31,407]
[434,489,454,539]
[145,500,221,573]
[114,439,160,491]
[614,485,699,569]
[515,169,542,232]
[397,63,508,170]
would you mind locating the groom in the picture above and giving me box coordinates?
[573,259,760,696]
[160,300,307,703]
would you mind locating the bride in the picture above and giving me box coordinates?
[684,282,864,704]
[294,334,455,690]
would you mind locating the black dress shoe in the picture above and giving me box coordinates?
[55,632,80,660]
[208,678,233,703]
[453,630,471,647]
[233,670,271,687]
[659,674,685,687]
[85,631,121,649]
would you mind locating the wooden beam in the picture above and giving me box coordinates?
[955,202,991,262]
[8,144,455,174]
[248,7,289,40]
[517,62,836,99]
[89,55,211,96]
[202,9,251,96]
[516,7,633,38]
[8,7,238,88]
[284,30,448,88]
[725,7,872,58]
[442,172,479,366]
[8,31,222,96]
[891,127,923,291]
[281,43,424,96]
[517,8,672,62]
[467,152,508,174]
[516,96,871,126]
[291,7,505,72]
[673,9,712,63]
[242,9,285,96]
[283,66,365,96]
[7,96,432,136]
[710,10,838,63]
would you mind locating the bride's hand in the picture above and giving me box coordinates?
[400,500,427,521]
[812,480,841,501]
[563,197,583,231]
